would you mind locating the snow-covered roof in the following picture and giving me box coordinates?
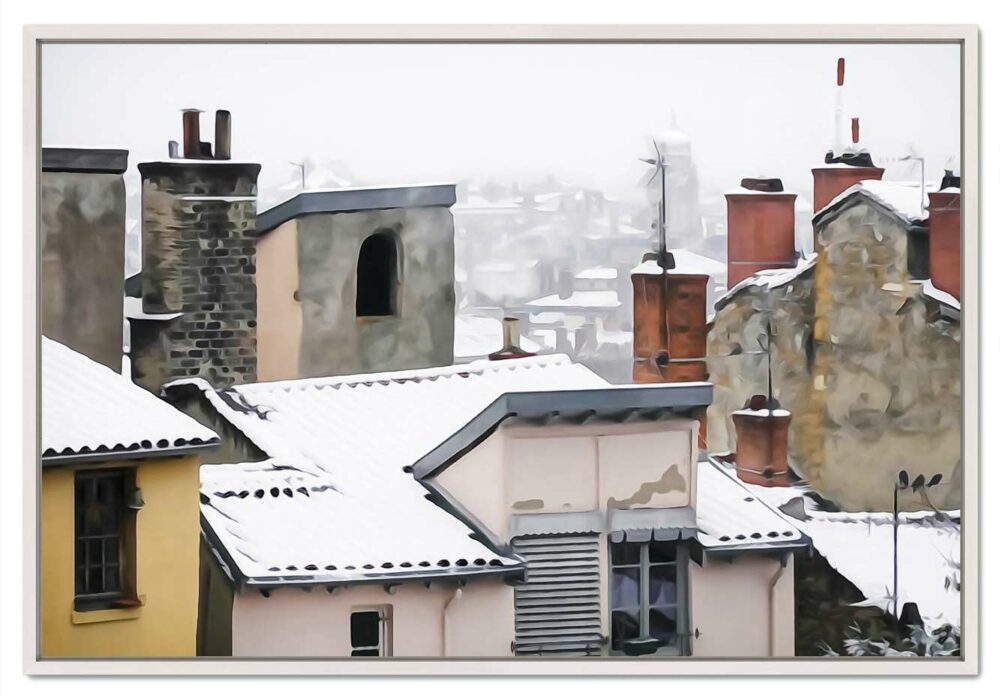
[632,249,726,278]
[575,266,618,280]
[695,460,804,550]
[816,180,932,226]
[526,291,621,310]
[715,254,817,310]
[42,337,218,462]
[191,355,611,586]
[454,315,542,360]
[726,465,960,629]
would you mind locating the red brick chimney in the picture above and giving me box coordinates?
[631,253,709,384]
[813,58,885,212]
[732,395,791,487]
[725,178,797,288]
[927,172,961,300]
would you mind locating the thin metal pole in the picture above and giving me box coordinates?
[893,485,899,630]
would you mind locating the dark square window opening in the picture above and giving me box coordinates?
[350,606,391,657]
[74,468,139,612]
[609,539,689,656]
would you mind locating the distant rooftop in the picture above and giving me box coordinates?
[255,183,457,236]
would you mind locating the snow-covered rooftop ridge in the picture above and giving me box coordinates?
[42,337,218,461]
[525,291,621,310]
[921,279,961,312]
[715,254,817,309]
[817,180,935,224]
[576,266,618,280]
[632,249,727,278]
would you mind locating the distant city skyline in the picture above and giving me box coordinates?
[42,42,960,208]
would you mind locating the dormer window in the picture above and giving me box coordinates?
[356,230,399,318]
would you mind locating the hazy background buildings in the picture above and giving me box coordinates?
[41,42,960,381]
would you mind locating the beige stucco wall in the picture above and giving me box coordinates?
[41,456,202,657]
[230,578,514,657]
[689,554,795,657]
[438,418,699,541]
[256,219,302,381]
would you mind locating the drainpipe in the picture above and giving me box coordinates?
[442,586,463,657]
[768,552,792,656]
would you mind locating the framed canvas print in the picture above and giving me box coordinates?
[22,23,979,676]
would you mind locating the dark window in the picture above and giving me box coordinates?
[609,540,689,656]
[74,469,138,611]
[350,607,390,656]
[356,231,398,317]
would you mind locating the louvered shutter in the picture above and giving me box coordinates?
[511,534,604,656]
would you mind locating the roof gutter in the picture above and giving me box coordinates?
[42,439,220,467]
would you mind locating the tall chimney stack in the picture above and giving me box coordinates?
[724,178,797,288]
[181,109,202,159]
[927,172,961,299]
[813,59,884,214]
[631,253,709,383]
[215,110,232,161]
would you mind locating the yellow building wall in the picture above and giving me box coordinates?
[40,455,202,657]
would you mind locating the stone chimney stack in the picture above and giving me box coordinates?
[927,172,961,299]
[732,395,792,487]
[724,178,797,288]
[131,109,260,392]
[41,148,129,372]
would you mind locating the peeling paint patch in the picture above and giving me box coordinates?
[512,498,545,511]
[607,464,687,509]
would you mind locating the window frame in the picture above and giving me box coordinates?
[607,538,690,657]
[349,605,393,657]
[73,467,140,612]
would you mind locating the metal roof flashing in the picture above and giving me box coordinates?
[255,184,458,237]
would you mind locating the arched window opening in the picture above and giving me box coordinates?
[356,231,398,317]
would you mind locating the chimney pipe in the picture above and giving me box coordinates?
[732,395,792,487]
[489,317,536,361]
[181,109,202,159]
[836,57,845,87]
[215,110,232,160]
[168,140,179,159]
[851,117,860,145]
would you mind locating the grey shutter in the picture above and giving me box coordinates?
[511,534,604,656]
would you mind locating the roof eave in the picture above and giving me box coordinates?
[42,439,220,467]
[237,563,525,592]
[412,384,713,480]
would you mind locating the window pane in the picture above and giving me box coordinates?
[610,609,640,652]
[610,541,640,566]
[648,563,677,606]
[610,566,640,609]
[350,611,381,649]
[649,541,678,564]
[649,605,679,645]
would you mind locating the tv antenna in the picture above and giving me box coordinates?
[639,138,673,271]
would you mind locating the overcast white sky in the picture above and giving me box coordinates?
[41,42,961,201]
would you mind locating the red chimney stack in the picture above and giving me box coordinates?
[927,174,961,299]
[732,395,792,487]
[725,178,797,288]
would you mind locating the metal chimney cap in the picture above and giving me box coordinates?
[740,177,784,193]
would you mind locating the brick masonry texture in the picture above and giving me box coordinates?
[133,162,261,392]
